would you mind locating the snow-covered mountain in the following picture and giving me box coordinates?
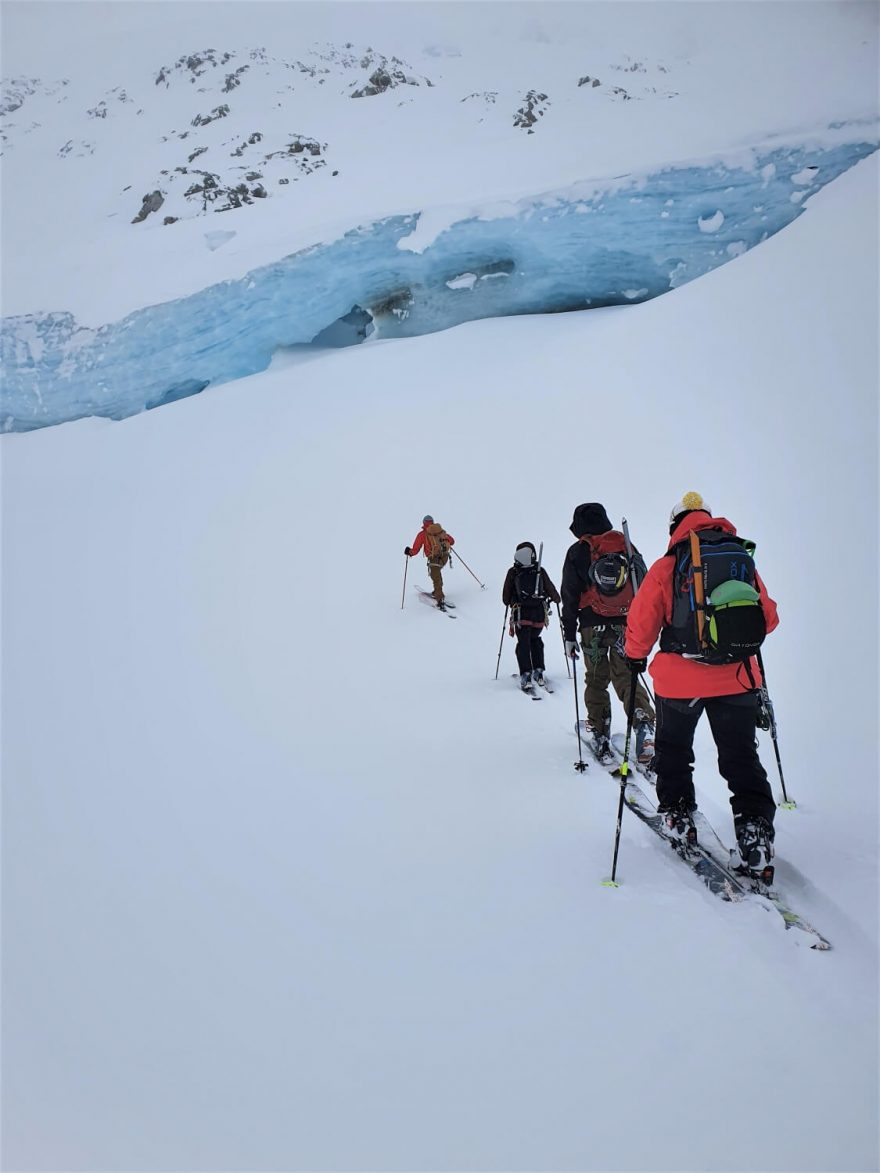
[2,7,876,431]
[1,4,878,1171]
[2,1,877,326]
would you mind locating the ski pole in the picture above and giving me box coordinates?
[571,647,587,773]
[622,517,644,589]
[451,548,486,589]
[401,553,409,609]
[495,605,509,680]
[605,668,639,887]
[621,516,653,703]
[756,649,795,809]
[556,604,571,678]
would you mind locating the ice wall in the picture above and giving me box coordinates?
[2,128,876,431]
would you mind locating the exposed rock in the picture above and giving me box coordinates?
[264,135,326,175]
[578,76,601,88]
[163,216,178,225]
[222,66,250,92]
[230,131,264,157]
[349,52,432,98]
[182,170,268,212]
[187,145,208,163]
[513,91,550,132]
[371,289,413,319]
[58,139,95,157]
[191,104,230,128]
[156,49,234,87]
[132,189,165,223]
[2,76,69,125]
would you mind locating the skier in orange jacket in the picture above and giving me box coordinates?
[405,515,455,607]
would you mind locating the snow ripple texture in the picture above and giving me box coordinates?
[1,127,876,431]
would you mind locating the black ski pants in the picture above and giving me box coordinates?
[654,692,775,828]
[515,624,546,675]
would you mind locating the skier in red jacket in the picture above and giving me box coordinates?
[624,492,779,876]
[405,515,455,608]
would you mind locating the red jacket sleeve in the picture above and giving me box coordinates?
[625,557,672,658]
[410,531,425,556]
[756,571,779,634]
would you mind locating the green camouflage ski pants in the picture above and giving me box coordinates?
[579,624,655,732]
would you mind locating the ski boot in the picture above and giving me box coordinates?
[733,816,775,884]
[533,669,545,687]
[589,717,615,766]
[520,671,534,693]
[659,798,698,849]
[634,708,655,768]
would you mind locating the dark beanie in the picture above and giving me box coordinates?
[570,503,612,538]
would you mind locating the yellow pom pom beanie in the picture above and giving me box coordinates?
[669,491,711,525]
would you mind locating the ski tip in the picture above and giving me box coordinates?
[601,879,620,889]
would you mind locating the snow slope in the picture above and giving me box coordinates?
[1,128,877,1173]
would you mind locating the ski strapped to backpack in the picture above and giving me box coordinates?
[661,528,767,663]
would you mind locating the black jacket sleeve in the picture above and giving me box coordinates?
[502,566,516,606]
[561,542,590,641]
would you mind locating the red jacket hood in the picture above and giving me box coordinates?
[667,511,737,551]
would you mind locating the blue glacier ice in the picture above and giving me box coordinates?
[1,126,876,431]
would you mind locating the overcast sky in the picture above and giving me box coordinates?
[4,1,875,82]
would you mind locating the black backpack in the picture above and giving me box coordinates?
[659,528,766,664]
[513,565,548,625]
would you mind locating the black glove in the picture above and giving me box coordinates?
[404,547,413,556]
[626,656,648,674]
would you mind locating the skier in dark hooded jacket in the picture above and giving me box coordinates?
[561,503,655,764]
[502,541,560,692]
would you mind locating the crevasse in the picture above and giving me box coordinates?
[1,126,876,431]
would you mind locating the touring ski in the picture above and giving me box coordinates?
[573,722,617,769]
[512,673,549,698]
[608,772,830,949]
[414,586,457,617]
